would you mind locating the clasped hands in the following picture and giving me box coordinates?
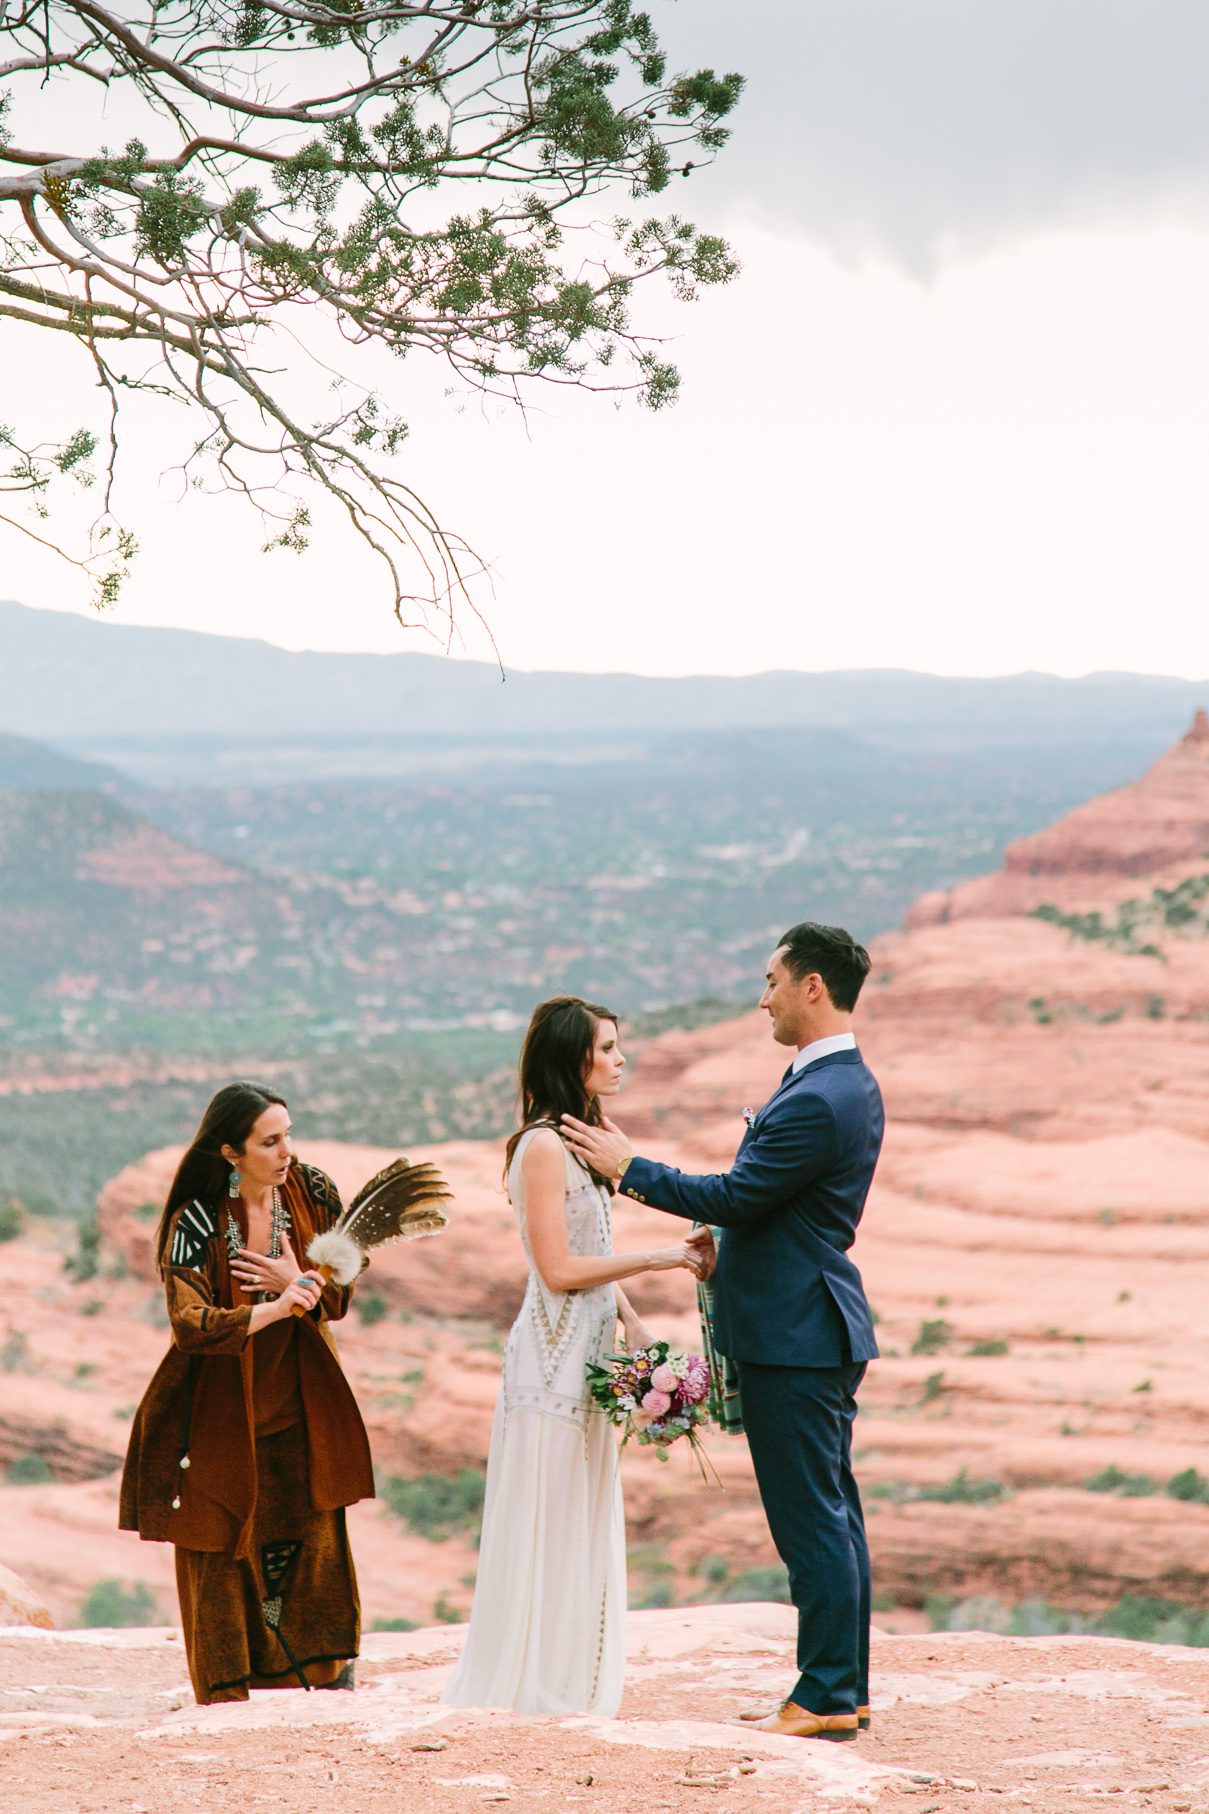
[561,1112,717,1281]
[230,1231,325,1315]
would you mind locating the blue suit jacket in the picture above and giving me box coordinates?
[621,1048,884,1367]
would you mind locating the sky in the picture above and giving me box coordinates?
[5,0,1209,677]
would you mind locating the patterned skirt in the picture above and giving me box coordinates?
[173,1422,359,1705]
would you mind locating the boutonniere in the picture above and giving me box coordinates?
[742,1106,756,1127]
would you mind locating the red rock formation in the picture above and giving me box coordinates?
[910,708,1209,924]
[0,1563,52,1629]
[76,822,240,892]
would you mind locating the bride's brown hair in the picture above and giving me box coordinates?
[505,995,620,1191]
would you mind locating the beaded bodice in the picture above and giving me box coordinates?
[503,1128,617,1430]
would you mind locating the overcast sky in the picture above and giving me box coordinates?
[6,1,1209,677]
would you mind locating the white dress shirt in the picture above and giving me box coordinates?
[792,1030,857,1073]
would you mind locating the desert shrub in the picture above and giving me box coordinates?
[919,1370,946,1405]
[720,1565,791,1604]
[78,1578,159,1628]
[382,1469,486,1541]
[371,1615,418,1632]
[1166,1468,1209,1504]
[865,1481,910,1501]
[355,1289,389,1327]
[917,1470,1004,1505]
[65,1217,100,1282]
[869,1472,1004,1507]
[632,1580,675,1609]
[1085,1465,1159,1497]
[911,1319,953,1356]
[966,1339,1009,1357]
[432,1594,463,1624]
[923,1591,955,1627]
[697,1554,731,1586]
[1,1330,30,1371]
[6,1451,54,1485]
[928,1592,1209,1648]
[1098,1596,1209,1646]
[0,1200,24,1242]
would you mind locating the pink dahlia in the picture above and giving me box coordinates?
[641,1388,672,1416]
[649,1363,679,1394]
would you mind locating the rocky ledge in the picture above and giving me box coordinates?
[2,1604,1208,1813]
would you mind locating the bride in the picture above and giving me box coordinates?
[442,995,704,1717]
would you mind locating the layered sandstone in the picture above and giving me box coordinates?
[909,706,1209,924]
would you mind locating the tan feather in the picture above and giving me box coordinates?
[336,1156,452,1252]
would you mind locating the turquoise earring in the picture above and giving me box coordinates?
[228,1167,241,1198]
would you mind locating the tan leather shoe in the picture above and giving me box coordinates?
[743,1699,859,1741]
[739,1700,870,1730]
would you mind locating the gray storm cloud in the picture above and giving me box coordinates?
[658,0,1209,271]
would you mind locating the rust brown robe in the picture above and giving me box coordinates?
[119,1161,374,1703]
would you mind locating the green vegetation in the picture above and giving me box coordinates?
[64,1216,101,1279]
[1084,1465,1209,1503]
[966,1339,1009,1357]
[911,1319,954,1356]
[1166,1468,1209,1504]
[382,1469,487,1542]
[1085,1466,1159,1497]
[632,1580,675,1609]
[354,1290,389,1328]
[5,1451,54,1484]
[0,1051,518,1220]
[930,1593,1209,1648]
[719,1564,792,1604]
[867,1471,1005,1507]
[1031,874,1209,959]
[919,1370,946,1405]
[77,1578,160,1628]
[0,1200,23,1242]
[371,1615,419,1632]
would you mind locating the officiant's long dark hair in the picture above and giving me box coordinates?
[505,995,619,1192]
[155,1081,288,1271]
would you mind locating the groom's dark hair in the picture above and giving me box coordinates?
[776,921,871,1012]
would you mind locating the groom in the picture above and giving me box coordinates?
[562,920,884,1743]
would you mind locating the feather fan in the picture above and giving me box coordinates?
[290,1158,452,1312]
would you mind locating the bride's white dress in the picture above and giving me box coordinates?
[442,1128,627,1715]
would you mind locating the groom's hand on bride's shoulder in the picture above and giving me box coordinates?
[560,1113,633,1181]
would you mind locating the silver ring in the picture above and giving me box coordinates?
[294,1276,310,1285]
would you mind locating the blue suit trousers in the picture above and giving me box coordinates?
[736,1359,870,1715]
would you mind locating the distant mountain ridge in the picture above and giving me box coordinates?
[0,732,125,792]
[2,599,1206,758]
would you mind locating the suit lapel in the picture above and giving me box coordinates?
[758,1047,862,1116]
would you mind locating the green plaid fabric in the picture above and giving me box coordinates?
[696,1227,744,1434]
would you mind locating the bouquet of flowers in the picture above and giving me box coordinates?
[587,1339,718,1480]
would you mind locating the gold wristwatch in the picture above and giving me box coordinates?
[616,1155,633,1182]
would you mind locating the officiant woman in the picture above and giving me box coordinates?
[119,1082,373,1704]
